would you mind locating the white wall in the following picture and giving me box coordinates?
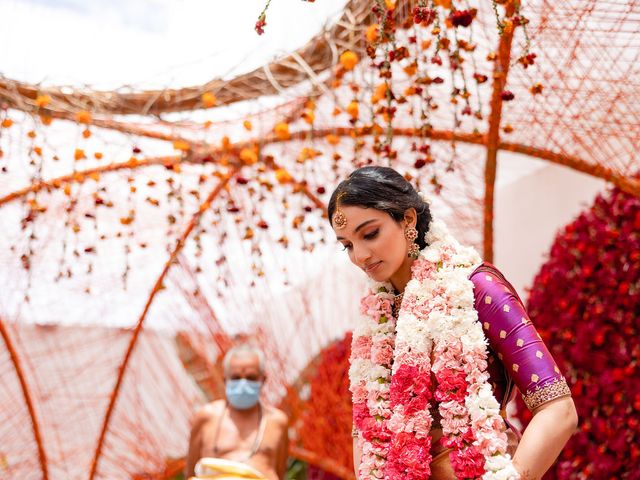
[494,154,606,300]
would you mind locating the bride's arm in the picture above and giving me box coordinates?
[353,436,362,479]
[470,268,578,479]
[512,396,578,479]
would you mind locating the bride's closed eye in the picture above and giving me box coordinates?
[363,229,379,240]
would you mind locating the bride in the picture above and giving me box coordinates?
[328,166,577,480]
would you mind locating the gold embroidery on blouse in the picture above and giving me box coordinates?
[524,377,571,410]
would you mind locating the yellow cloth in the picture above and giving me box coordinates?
[190,457,266,480]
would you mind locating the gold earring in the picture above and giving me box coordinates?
[405,226,420,259]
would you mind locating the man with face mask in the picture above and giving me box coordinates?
[185,344,289,480]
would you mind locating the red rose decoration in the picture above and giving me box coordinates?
[518,186,640,478]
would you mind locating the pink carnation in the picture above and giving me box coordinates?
[353,402,370,428]
[390,364,419,406]
[371,338,394,365]
[352,382,368,404]
[450,445,485,478]
[352,335,373,359]
[435,368,468,402]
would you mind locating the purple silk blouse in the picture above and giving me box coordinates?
[469,264,571,411]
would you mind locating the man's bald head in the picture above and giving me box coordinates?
[222,344,266,379]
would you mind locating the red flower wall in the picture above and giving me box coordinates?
[520,186,640,479]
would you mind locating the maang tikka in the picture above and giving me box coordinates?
[405,226,420,259]
[332,192,348,229]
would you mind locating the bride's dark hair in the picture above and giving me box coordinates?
[328,166,432,249]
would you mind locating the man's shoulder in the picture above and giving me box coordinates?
[192,399,225,425]
[263,405,288,427]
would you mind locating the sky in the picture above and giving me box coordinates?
[0,0,349,88]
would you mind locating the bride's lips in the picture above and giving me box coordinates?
[364,261,382,273]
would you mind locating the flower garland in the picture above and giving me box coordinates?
[350,218,520,479]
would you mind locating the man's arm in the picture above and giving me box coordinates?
[275,413,290,479]
[185,409,208,479]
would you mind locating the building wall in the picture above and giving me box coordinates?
[494,158,606,300]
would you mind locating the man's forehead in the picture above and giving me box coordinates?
[228,353,261,369]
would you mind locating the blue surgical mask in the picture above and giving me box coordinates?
[225,379,262,410]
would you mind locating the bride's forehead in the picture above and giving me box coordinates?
[341,205,386,219]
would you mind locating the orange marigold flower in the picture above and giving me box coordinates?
[332,107,342,116]
[39,114,53,126]
[385,0,396,10]
[502,124,514,133]
[339,50,359,71]
[297,147,321,163]
[63,184,72,196]
[433,0,451,7]
[243,120,253,131]
[1,119,13,129]
[371,83,388,104]
[503,19,514,34]
[94,152,103,160]
[203,120,213,129]
[27,130,37,139]
[366,24,380,43]
[274,122,291,140]
[201,92,217,108]
[36,94,51,108]
[403,62,418,77]
[74,148,86,161]
[33,146,43,156]
[221,136,231,149]
[275,168,293,184]
[82,129,91,139]
[75,110,92,124]
[346,100,359,119]
[530,83,544,95]
[89,172,100,181]
[302,109,315,125]
[239,148,258,165]
[325,134,340,146]
[173,139,191,151]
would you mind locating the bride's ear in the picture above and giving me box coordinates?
[403,208,418,228]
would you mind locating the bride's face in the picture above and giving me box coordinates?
[333,205,410,283]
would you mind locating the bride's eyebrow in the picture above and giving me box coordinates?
[336,219,377,240]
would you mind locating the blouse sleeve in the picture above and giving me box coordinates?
[470,268,572,411]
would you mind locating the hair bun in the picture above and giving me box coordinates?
[418,190,431,206]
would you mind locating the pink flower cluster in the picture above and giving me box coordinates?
[432,341,485,478]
